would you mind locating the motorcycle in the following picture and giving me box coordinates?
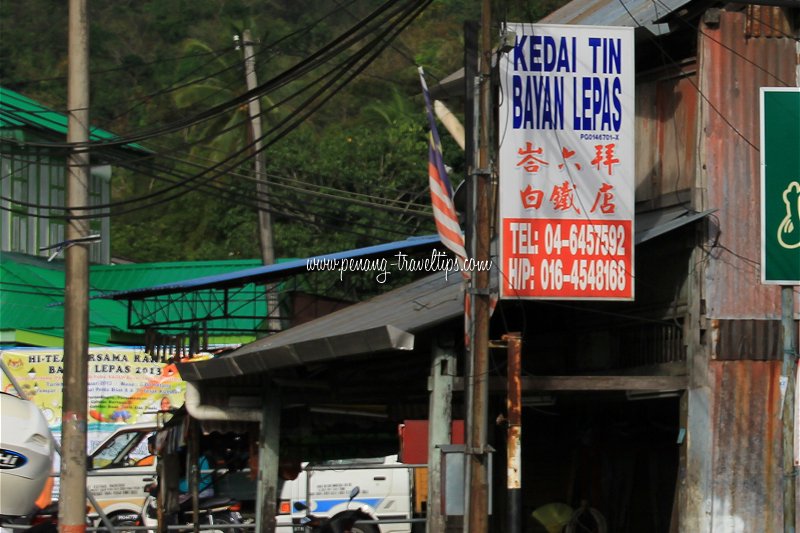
[120,484,244,533]
[0,502,59,533]
[293,486,374,533]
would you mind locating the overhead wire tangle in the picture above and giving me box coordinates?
[0,0,423,214]
[104,0,364,125]
[0,162,419,242]
[2,0,423,152]
[0,0,433,218]
[165,148,433,211]
[3,0,395,149]
[3,46,236,89]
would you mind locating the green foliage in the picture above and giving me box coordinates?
[3,0,566,268]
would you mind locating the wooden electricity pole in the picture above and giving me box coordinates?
[465,0,493,531]
[60,0,90,531]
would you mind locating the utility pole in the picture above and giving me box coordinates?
[240,29,281,333]
[60,0,90,531]
[465,0,493,531]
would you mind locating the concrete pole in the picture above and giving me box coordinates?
[465,0,493,531]
[60,0,90,531]
[241,29,282,333]
[428,340,456,533]
[782,286,797,533]
[256,385,281,533]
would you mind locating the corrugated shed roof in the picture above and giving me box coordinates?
[177,271,463,381]
[90,258,264,294]
[539,0,691,33]
[0,252,270,346]
[102,235,441,300]
[0,86,146,151]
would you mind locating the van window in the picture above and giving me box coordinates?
[91,430,150,469]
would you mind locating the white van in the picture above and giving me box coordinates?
[276,455,414,533]
[85,423,157,526]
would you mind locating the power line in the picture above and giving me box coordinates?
[2,0,424,152]
[1,0,433,219]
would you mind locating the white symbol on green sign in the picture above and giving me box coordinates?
[778,181,800,249]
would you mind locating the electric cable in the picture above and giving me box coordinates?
[1,0,423,151]
[0,0,433,218]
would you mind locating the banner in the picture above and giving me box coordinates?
[1,347,184,452]
[498,24,635,300]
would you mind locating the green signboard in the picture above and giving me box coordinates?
[761,88,800,284]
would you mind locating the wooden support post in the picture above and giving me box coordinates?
[256,385,281,533]
[428,340,456,533]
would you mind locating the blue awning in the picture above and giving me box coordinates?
[99,235,442,300]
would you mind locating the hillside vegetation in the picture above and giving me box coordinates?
[1,0,562,262]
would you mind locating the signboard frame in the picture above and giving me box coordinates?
[760,87,800,285]
[498,23,635,301]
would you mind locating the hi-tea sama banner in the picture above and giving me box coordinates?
[1,347,184,451]
[499,24,635,300]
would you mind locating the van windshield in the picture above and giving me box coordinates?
[91,430,151,469]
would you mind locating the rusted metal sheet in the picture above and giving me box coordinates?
[699,9,797,319]
[745,5,794,38]
[710,360,783,533]
[539,0,691,34]
[711,318,783,360]
[635,64,699,207]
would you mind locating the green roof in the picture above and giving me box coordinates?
[0,86,146,151]
[0,252,266,347]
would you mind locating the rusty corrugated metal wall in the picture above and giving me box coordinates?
[710,360,783,533]
[636,64,699,207]
[699,8,797,319]
[695,8,798,533]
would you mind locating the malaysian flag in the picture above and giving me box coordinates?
[419,67,469,267]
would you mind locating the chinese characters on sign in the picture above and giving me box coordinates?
[499,24,635,299]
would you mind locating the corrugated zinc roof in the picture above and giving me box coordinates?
[102,235,441,300]
[539,0,692,33]
[0,86,146,151]
[0,252,271,346]
[177,271,463,381]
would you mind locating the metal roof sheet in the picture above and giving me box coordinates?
[0,86,146,151]
[0,252,271,345]
[539,0,692,33]
[176,271,464,381]
[102,235,442,300]
[175,211,712,382]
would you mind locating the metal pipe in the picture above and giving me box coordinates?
[183,382,261,422]
[781,286,797,533]
[504,333,522,533]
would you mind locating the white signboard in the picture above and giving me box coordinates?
[499,24,635,300]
